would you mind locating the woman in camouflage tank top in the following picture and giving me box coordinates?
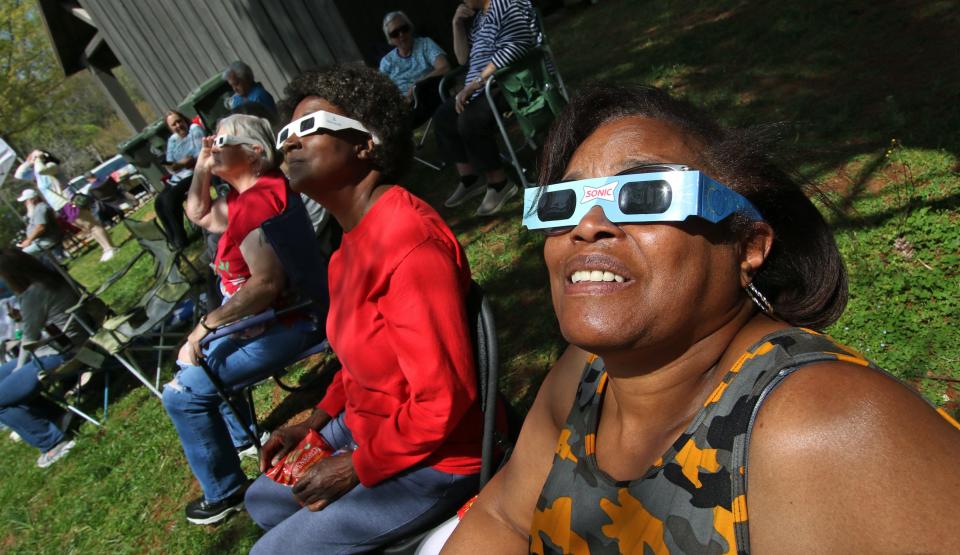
[442,85,960,554]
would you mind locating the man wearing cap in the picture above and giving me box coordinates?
[16,189,63,256]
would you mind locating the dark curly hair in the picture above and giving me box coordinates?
[539,83,847,330]
[279,65,413,182]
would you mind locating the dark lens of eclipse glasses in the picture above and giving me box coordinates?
[298,117,315,133]
[619,180,672,214]
[536,189,576,235]
[390,25,411,38]
[537,189,576,221]
[278,129,289,143]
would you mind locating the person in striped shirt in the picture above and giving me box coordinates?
[434,0,537,216]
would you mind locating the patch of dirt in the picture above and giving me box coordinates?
[820,159,911,196]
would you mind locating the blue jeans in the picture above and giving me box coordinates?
[245,413,480,554]
[162,318,323,503]
[0,354,67,452]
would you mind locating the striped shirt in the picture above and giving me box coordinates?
[465,0,537,98]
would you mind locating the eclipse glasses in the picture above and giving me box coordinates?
[522,164,763,234]
[213,134,257,148]
[276,110,379,150]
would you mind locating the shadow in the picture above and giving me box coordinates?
[201,514,260,555]
[546,0,960,172]
[259,356,341,431]
[833,192,960,231]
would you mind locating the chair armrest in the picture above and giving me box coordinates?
[438,65,468,102]
[201,309,278,347]
[199,299,317,347]
[20,333,68,352]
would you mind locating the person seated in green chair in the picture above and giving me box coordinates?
[0,249,87,468]
[434,0,537,216]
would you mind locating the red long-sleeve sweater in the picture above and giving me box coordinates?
[317,186,483,486]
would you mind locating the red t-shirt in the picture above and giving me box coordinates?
[214,170,289,296]
[317,186,483,486]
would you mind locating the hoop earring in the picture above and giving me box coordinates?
[746,282,774,316]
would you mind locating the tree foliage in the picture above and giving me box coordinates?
[0,0,144,175]
[0,0,154,244]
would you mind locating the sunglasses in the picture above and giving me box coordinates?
[214,135,257,148]
[522,164,763,235]
[389,24,411,39]
[276,110,380,150]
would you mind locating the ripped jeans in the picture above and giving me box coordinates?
[162,317,323,503]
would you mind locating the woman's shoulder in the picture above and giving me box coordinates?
[748,352,960,486]
[227,173,288,231]
[366,186,453,244]
[746,357,960,551]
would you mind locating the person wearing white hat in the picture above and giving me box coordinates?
[14,150,116,262]
[15,189,63,257]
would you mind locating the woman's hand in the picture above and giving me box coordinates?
[196,136,216,173]
[259,423,311,472]
[455,81,481,113]
[180,323,209,366]
[260,409,333,471]
[291,452,360,511]
[454,3,475,23]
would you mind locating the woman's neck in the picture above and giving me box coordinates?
[315,170,389,232]
[223,171,262,194]
[599,302,773,432]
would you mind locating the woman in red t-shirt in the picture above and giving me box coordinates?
[243,66,483,553]
[162,114,324,526]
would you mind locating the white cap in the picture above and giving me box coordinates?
[16,189,38,202]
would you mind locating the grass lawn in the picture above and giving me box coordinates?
[1,0,958,552]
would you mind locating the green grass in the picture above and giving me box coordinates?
[1,0,958,551]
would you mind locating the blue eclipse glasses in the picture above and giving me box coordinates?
[522,164,764,234]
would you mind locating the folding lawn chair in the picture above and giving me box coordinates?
[196,192,335,451]
[381,280,516,554]
[21,307,112,428]
[437,34,567,189]
[82,218,204,399]
[411,76,447,172]
[481,43,568,189]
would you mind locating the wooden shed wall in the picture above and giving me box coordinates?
[333,0,464,67]
[78,0,364,117]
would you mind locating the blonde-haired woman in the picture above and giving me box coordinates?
[162,114,323,525]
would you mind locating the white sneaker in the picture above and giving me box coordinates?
[237,431,271,459]
[99,249,116,262]
[37,439,76,468]
[475,183,519,216]
[444,178,486,208]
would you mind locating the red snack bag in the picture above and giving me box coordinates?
[265,429,334,486]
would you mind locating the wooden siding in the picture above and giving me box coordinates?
[78,0,364,117]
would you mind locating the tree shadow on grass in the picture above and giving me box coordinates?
[548,0,960,201]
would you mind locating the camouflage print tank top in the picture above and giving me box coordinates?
[528,327,878,554]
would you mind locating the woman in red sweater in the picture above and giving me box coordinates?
[244,65,483,553]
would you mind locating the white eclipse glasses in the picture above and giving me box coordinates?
[275,110,380,150]
[214,135,258,148]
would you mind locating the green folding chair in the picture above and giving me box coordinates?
[82,219,203,399]
[482,44,568,189]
